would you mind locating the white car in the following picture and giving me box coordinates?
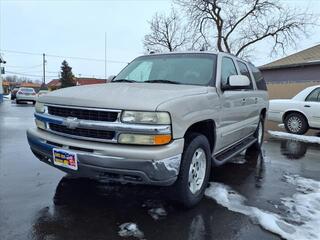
[16,87,37,104]
[268,85,320,134]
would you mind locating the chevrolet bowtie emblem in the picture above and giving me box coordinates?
[64,117,79,129]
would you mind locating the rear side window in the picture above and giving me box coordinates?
[306,88,320,102]
[221,57,238,87]
[237,61,253,89]
[249,64,267,91]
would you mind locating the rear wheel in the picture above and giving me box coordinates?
[284,112,308,135]
[173,133,211,208]
[247,115,265,152]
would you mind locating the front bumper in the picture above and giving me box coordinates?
[27,127,184,186]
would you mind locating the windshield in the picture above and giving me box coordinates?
[114,53,217,86]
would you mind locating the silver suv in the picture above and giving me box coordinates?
[27,52,268,207]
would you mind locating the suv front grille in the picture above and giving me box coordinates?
[49,123,115,140]
[48,106,118,122]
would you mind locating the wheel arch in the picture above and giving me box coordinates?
[282,110,308,124]
[260,108,267,120]
[184,119,216,153]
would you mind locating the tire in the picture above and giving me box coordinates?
[173,133,211,208]
[284,112,308,135]
[247,115,265,152]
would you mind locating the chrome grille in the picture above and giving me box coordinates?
[49,123,115,140]
[48,106,118,122]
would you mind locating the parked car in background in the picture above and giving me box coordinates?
[27,52,268,207]
[37,90,49,97]
[16,87,37,104]
[269,85,320,134]
[11,87,20,100]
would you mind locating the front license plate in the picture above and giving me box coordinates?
[53,148,78,170]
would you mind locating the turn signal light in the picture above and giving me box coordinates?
[118,134,172,145]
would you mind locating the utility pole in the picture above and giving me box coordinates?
[43,53,46,84]
[0,55,6,103]
[104,32,107,80]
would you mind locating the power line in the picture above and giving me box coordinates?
[5,64,43,69]
[1,49,129,64]
[5,71,58,78]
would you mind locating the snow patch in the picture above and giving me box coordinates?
[148,207,167,220]
[205,175,320,240]
[118,223,144,239]
[269,131,320,144]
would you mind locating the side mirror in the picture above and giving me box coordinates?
[107,75,116,83]
[222,75,250,91]
[229,75,250,87]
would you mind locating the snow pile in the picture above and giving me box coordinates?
[148,207,167,220]
[269,131,320,145]
[205,175,320,240]
[118,223,144,239]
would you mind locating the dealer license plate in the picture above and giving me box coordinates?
[53,148,78,170]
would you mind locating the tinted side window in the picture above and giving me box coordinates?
[249,64,267,91]
[221,57,237,87]
[237,61,253,89]
[306,88,320,102]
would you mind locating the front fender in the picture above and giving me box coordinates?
[156,89,220,139]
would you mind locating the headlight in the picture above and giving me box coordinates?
[35,102,45,113]
[118,133,171,145]
[121,111,171,124]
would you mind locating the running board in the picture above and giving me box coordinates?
[212,137,257,166]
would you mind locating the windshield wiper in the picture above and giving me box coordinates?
[145,79,181,84]
[112,79,137,83]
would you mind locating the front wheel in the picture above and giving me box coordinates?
[173,133,211,208]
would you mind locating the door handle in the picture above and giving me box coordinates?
[304,105,311,108]
[254,97,258,104]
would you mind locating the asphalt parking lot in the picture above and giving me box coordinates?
[1,100,320,240]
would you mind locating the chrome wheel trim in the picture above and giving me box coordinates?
[287,116,302,133]
[188,148,207,194]
[258,121,263,145]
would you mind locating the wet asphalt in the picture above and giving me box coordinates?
[1,100,320,240]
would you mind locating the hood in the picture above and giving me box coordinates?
[40,83,209,111]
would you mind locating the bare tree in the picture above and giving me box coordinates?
[175,0,317,57]
[144,8,194,52]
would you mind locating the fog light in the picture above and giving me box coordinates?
[35,119,46,130]
[118,134,171,145]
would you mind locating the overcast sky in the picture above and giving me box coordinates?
[0,0,319,83]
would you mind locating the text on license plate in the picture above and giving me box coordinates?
[53,148,78,170]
